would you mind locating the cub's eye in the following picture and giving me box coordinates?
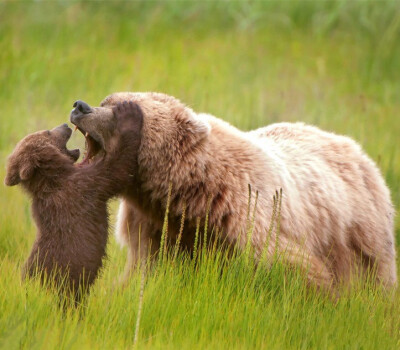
[47,130,51,136]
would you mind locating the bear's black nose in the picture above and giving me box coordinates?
[73,100,92,114]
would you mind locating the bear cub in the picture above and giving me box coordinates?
[4,101,143,299]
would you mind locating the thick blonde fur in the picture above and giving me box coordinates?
[102,92,396,289]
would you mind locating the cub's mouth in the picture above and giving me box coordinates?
[73,126,103,166]
[64,147,80,162]
[51,124,80,162]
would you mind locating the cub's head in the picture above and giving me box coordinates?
[4,124,80,187]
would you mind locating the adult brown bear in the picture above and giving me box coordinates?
[70,92,397,290]
[5,102,143,299]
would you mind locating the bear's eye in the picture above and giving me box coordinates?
[47,130,51,136]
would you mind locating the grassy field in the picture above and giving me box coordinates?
[1,2,400,349]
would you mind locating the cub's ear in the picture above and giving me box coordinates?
[4,169,19,186]
[4,157,36,186]
[4,164,21,186]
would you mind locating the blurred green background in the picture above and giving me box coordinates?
[1,2,400,349]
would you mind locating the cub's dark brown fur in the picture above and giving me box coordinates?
[5,102,143,298]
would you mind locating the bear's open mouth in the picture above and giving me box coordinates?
[74,126,102,166]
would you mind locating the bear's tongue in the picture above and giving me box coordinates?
[75,128,101,167]
[80,135,97,165]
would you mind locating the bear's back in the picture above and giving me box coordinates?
[248,122,393,239]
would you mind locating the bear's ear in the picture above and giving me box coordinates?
[4,158,36,186]
[183,111,211,142]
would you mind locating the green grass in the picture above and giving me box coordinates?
[1,2,400,349]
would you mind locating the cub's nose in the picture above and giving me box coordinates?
[52,123,72,137]
[53,123,69,130]
[72,100,92,114]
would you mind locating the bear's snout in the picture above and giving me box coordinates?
[72,100,92,115]
[70,100,93,126]
[73,100,92,114]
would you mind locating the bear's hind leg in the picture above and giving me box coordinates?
[267,240,335,292]
[349,223,397,289]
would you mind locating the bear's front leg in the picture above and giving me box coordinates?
[115,199,161,286]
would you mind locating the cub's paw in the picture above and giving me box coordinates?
[113,101,143,132]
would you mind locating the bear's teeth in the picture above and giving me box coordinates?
[85,132,89,138]
[74,126,78,132]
